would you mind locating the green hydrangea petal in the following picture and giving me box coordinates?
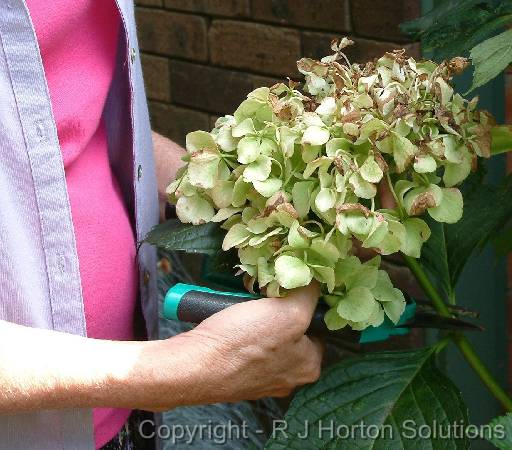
[383,296,406,324]
[337,286,376,322]
[344,264,379,290]
[210,180,234,208]
[315,188,336,212]
[186,130,217,153]
[275,255,313,289]
[188,149,220,189]
[211,207,242,223]
[413,154,437,173]
[443,148,472,187]
[176,195,214,225]
[232,177,251,207]
[232,118,256,137]
[237,136,261,164]
[222,223,252,250]
[428,187,463,223]
[292,181,315,218]
[302,126,330,146]
[243,155,272,183]
[257,257,275,288]
[349,173,377,199]
[401,218,431,258]
[253,178,283,197]
[360,157,384,183]
[324,307,348,331]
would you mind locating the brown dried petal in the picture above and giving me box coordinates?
[243,273,256,294]
[336,203,372,217]
[447,57,470,75]
[339,110,361,123]
[473,124,491,158]
[393,103,408,118]
[385,49,407,63]
[409,191,437,216]
[334,156,345,174]
[374,152,389,172]
[276,202,299,219]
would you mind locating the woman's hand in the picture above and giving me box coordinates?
[129,283,324,410]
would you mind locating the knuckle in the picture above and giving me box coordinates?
[287,305,311,333]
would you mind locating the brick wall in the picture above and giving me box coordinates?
[135,0,420,146]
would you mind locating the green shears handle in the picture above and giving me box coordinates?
[163,283,416,343]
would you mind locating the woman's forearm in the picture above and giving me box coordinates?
[0,320,172,413]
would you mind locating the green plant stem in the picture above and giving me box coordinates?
[451,333,512,412]
[403,255,451,317]
[385,172,406,218]
[403,254,512,412]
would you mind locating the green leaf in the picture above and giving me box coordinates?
[275,255,313,289]
[493,227,512,257]
[446,174,512,284]
[484,413,512,449]
[143,219,223,255]
[469,29,512,92]
[420,218,454,303]
[265,348,469,450]
[400,0,512,60]
[491,125,512,155]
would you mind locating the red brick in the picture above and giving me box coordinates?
[302,32,420,64]
[209,20,301,77]
[141,54,171,102]
[252,0,350,32]
[350,0,420,42]
[136,8,208,61]
[149,102,210,145]
[169,60,253,114]
[164,0,250,17]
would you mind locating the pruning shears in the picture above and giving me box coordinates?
[163,283,482,344]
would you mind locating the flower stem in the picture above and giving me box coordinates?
[452,333,512,412]
[403,255,450,317]
[385,172,406,218]
[403,254,512,412]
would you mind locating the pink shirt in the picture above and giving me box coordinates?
[26,0,138,447]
